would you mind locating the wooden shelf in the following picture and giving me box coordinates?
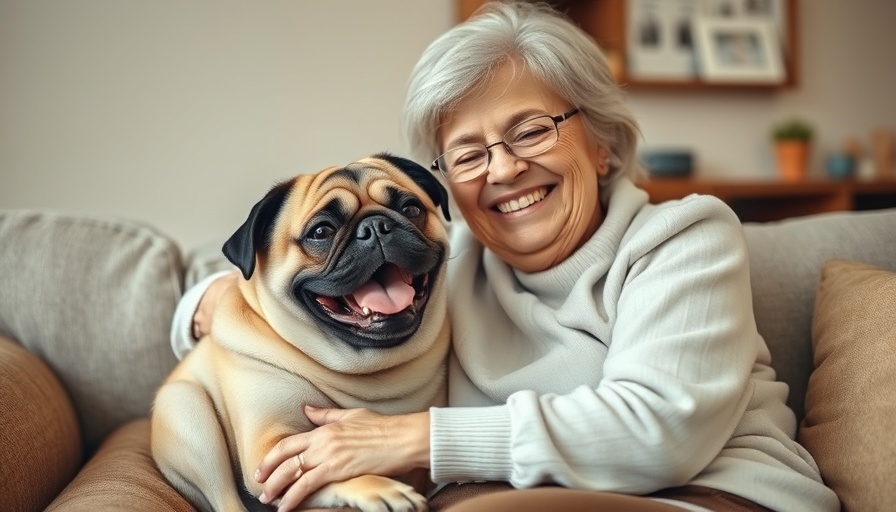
[639,177,896,222]
[456,0,799,91]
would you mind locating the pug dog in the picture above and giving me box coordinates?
[151,153,451,512]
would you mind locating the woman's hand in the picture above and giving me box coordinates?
[256,405,431,510]
[192,271,239,339]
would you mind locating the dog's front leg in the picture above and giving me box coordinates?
[152,380,251,512]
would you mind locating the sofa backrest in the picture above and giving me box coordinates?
[743,208,896,422]
[0,210,185,455]
[1,207,894,455]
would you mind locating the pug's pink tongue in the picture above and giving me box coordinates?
[352,266,414,315]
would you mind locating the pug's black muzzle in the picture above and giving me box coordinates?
[295,213,445,349]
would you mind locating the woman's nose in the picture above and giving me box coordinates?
[486,144,527,183]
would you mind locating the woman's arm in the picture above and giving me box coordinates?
[169,270,239,359]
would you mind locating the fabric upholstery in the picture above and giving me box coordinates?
[0,334,82,512]
[0,210,185,454]
[742,209,896,422]
[184,239,234,289]
[799,259,896,511]
[45,418,196,512]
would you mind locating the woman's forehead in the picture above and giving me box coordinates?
[437,65,565,145]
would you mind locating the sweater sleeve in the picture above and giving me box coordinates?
[432,199,761,493]
[169,270,234,360]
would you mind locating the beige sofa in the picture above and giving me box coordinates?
[1,207,894,511]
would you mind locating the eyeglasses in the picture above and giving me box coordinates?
[431,108,580,183]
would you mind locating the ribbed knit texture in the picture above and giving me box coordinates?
[431,405,512,481]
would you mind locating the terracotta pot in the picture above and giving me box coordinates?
[775,141,810,181]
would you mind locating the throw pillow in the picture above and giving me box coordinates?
[799,259,896,511]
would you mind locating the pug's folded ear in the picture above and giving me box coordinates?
[222,179,294,279]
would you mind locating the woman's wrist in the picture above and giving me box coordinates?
[398,411,431,470]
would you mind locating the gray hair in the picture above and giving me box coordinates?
[404,1,646,185]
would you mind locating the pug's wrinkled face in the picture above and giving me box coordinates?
[223,153,450,349]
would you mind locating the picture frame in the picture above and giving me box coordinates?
[626,0,700,81]
[694,17,785,83]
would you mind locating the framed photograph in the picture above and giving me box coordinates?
[701,0,789,54]
[626,0,700,81]
[694,18,784,83]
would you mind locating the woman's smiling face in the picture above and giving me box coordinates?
[437,62,610,272]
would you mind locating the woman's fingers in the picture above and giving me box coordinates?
[256,433,309,484]
[257,451,306,504]
[272,463,334,511]
[305,405,351,426]
[259,450,324,506]
[256,406,347,484]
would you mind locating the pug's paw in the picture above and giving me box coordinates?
[307,475,427,512]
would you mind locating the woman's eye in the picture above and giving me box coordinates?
[514,125,551,143]
[306,223,336,241]
[452,151,486,167]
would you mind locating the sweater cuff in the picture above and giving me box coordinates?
[430,405,513,483]
[169,270,233,360]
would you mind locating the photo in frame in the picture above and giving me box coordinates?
[701,0,789,55]
[694,17,785,83]
[626,0,700,81]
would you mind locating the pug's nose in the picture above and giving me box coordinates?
[356,216,394,241]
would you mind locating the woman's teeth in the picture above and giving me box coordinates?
[496,188,547,213]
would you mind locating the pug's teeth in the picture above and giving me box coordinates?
[362,306,371,316]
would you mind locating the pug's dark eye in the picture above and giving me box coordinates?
[401,201,423,219]
[306,223,336,241]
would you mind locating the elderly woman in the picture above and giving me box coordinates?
[175,3,837,511]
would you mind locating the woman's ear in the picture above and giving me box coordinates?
[597,147,612,176]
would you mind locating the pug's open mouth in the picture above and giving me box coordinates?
[312,263,432,328]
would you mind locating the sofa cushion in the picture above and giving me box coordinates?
[743,208,896,422]
[0,334,82,512]
[0,210,185,455]
[798,259,896,510]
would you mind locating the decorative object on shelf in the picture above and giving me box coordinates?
[771,118,813,181]
[640,148,694,177]
[825,152,855,179]
[872,128,895,179]
[694,17,785,84]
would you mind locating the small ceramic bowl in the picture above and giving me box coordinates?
[825,152,855,179]
[640,150,694,178]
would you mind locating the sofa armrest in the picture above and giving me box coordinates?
[45,419,196,512]
[0,335,82,512]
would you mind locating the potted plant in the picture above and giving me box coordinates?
[771,118,814,180]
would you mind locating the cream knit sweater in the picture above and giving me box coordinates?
[429,178,838,512]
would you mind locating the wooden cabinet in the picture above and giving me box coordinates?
[639,177,896,222]
[456,0,798,91]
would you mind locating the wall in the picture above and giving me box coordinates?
[2,0,895,250]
